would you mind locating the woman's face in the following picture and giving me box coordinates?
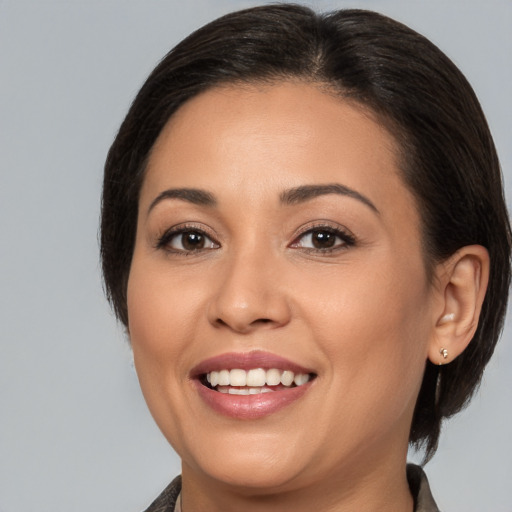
[128,82,441,492]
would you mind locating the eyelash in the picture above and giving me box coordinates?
[290,224,356,253]
[156,224,219,255]
[156,223,356,255]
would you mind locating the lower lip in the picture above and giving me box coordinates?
[192,380,313,419]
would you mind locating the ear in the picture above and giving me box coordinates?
[428,245,490,365]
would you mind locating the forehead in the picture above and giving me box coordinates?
[143,81,418,225]
[150,81,399,171]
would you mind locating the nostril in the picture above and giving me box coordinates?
[214,316,275,332]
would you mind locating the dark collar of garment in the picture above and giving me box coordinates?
[143,464,440,512]
[406,464,441,512]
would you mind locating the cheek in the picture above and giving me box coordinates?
[126,260,208,448]
[299,252,431,348]
[294,256,433,427]
[127,261,201,355]
[126,261,195,403]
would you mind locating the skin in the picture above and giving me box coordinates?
[127,82,463,511]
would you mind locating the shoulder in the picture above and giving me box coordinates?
[407,464,441,512]
[142,475,181,512]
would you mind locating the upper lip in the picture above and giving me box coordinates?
[190,350,315,378]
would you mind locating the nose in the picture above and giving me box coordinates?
[207,249,292,334]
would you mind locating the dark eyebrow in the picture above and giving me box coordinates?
[280,184,379,214]
[148,188,217,214]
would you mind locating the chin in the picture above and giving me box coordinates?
[180,431,311,492]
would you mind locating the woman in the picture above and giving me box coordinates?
[101,5,510,511]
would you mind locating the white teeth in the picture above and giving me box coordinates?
[246,368,266,387]
[294,373,310,386]
[218,386,273,395]
[266,368,281,386]
[205,368,312,390]
[281,370,294,386]
[218,369,230,386]
[229,369,247,386]
[228,387,250,395]
[210,371,219,387]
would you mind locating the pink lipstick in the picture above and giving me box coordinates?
[190,350,316,419]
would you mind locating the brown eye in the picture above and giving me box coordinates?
[292,226,355,252]
[161,229,218,253]
[179,231,206,251]
[310,230,336,249]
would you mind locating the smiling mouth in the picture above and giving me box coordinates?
[200,368,316,396]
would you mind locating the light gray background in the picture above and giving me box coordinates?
[1,1,510,511]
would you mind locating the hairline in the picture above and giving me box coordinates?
[136,75,439,280]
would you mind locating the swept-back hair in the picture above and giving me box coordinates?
[101,4,511,459]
